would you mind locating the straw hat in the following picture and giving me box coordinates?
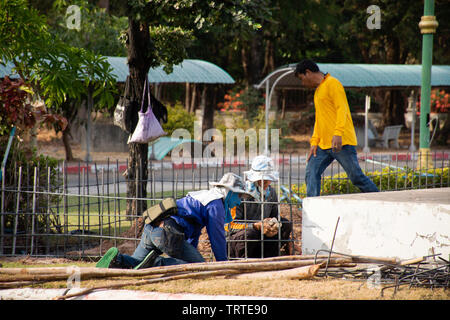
[209,172,251,195]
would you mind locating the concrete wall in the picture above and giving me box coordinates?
[79,119,129,153]
[302,188,450,260]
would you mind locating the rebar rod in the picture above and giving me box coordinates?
[324,217,340,277]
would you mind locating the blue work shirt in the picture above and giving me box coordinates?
[172,196,227,261]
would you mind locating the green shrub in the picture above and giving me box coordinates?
[1,139,62,245]
[215,107,293,154]
[286,167,449,203]
[162,102,196,137]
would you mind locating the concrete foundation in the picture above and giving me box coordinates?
[302,188,450,260]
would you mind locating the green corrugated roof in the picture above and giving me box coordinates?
[107,57,235,84]
[1,57,235,84]
[315,63,450,88]
[257,63,450,89]
[4,58,449,88]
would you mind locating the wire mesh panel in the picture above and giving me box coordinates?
[0,152,449,259]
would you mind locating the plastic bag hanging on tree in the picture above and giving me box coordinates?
[128,77,166,144]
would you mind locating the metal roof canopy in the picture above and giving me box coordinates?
[107,57,235,84]
[255,63,450,90]
[1,57,235,84]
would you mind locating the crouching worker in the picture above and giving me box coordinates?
[96,172,251,269]
[227,155,293,258]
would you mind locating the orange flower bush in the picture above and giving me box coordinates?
[217,87,265,123]
[218,89,246,112]
[416,89,450,114]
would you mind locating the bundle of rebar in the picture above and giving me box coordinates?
[312,250,449,296]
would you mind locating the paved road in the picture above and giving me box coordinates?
[63,155,447,195]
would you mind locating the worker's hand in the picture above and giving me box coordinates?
[307,145,318,162]
[254,218,279,237]
[253,221,262,231]
[263,218,279,237]
[331,135,342,153]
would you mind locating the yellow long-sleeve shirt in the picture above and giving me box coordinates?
[310,74,357,149]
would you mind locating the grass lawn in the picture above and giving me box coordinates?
[52,190,188,235]
[17,190,192,251]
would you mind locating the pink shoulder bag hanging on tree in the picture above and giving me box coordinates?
[128,76,166,144]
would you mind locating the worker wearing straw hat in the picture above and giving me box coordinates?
[227,155,294,258]
[96,172,251,269]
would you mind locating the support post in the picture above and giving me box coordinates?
[408,91,417,152]
[363,95,371,153]
[85,86,93,162]
[265,80,270,156]
[417,0,438,169]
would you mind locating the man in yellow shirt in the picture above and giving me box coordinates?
[294,59,379,197]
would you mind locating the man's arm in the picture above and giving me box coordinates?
[330,79,351,152]
[227,204,252,232]
[206,200,228,261]
[308,117,319,161]
[332,135,342,153]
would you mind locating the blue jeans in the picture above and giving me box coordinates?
[117,222,205,268]
[305,145,379,197]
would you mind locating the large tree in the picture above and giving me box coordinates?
[26,0,127,160]
[0,0,117,159]
[332,0,449,127]
[104,0,272,218]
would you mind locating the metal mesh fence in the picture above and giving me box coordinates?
[1,151,448,259]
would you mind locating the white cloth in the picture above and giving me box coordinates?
[187,187,228,206]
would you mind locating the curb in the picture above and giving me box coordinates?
[59,152,449,174]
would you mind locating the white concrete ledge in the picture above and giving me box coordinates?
[302,188,450,260]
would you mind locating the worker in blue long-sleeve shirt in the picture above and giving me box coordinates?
[96,172,251,269]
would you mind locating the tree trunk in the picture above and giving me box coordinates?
[241,46,249,85]
[262,37,275,76]
[381,36,407,127]
[201,86,214,133]
[60,98,79,162]
[62,125,74,161]
[125,17,151,219]
[189,84,197,113]
[434,111,450,146]
[241,33,264,86]
[185,83,190,111]
[382,90,406,127]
